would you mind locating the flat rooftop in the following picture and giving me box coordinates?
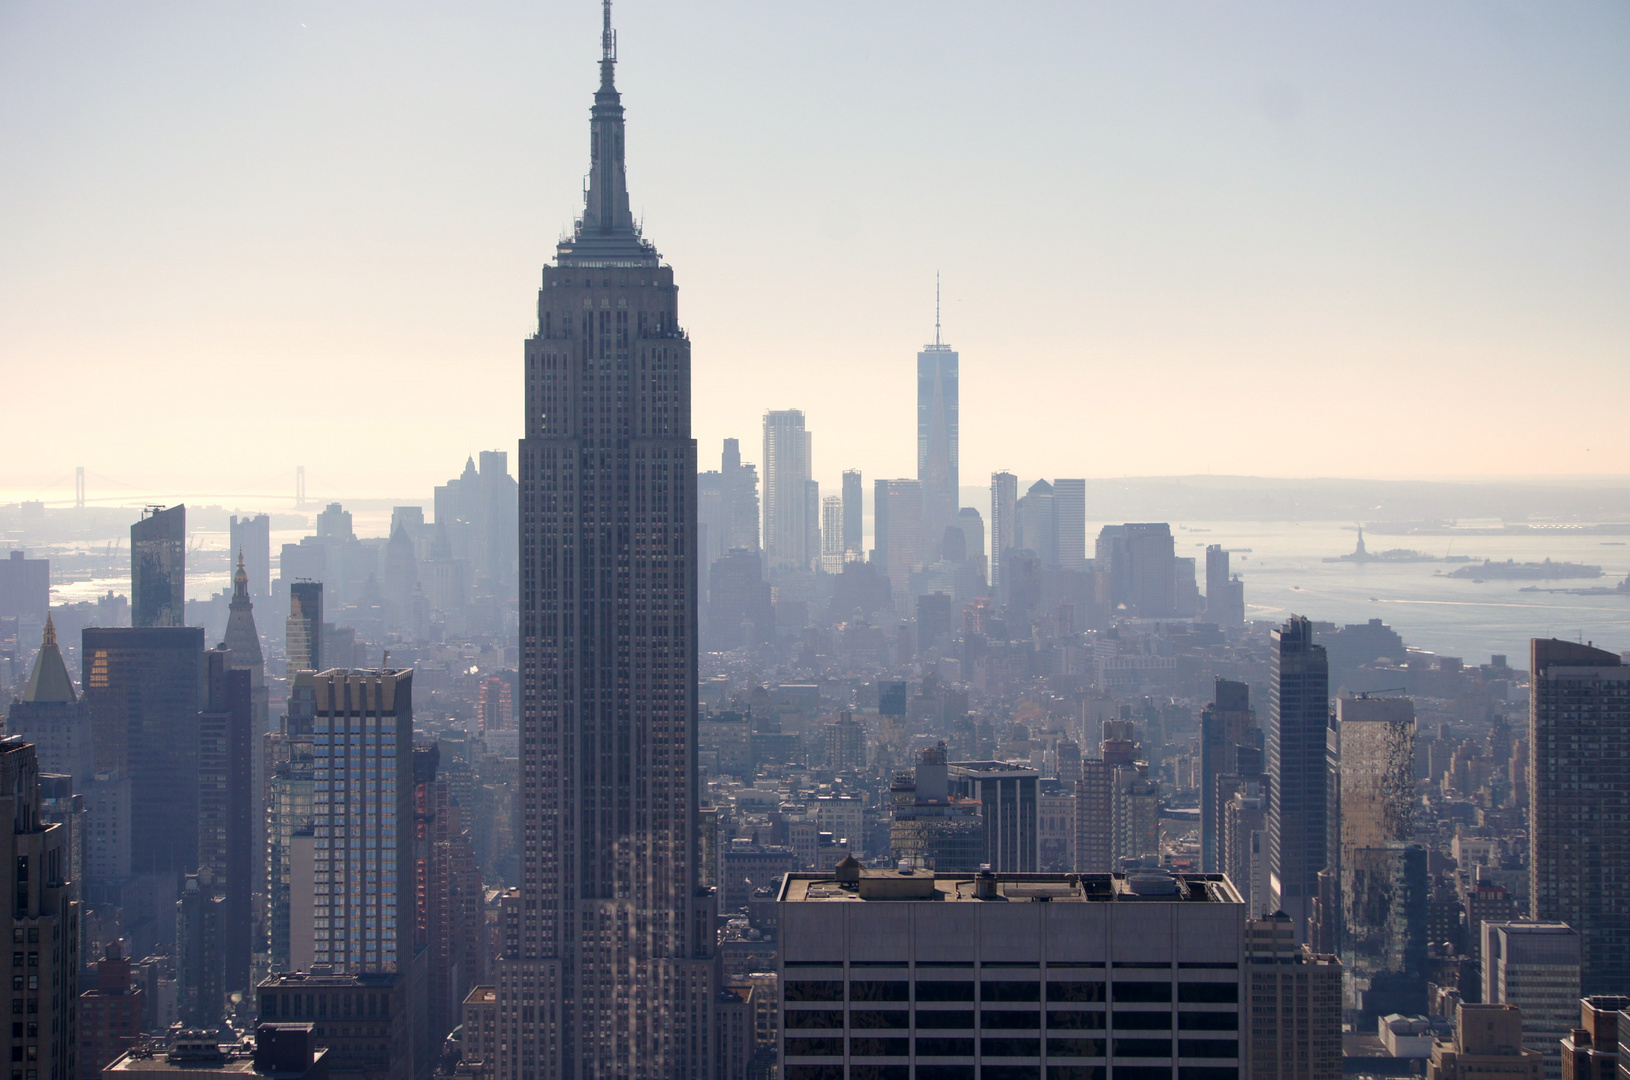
[780,869,1242,904]
[104,1050,325,1080]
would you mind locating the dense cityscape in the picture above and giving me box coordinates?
[2,5,1630,1080]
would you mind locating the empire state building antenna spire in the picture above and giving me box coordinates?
[600,0,616,83]
[579,0,636,241]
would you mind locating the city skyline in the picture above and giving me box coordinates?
[3,7,1630,1080]
[4,2,1629,501]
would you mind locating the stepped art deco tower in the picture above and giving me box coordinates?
[497,5,716,1079]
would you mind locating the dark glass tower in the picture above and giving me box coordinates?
[1266,614,1330,942]
[1529,638,1630,994]
[501,5,714,1077]
[131,504,185,628]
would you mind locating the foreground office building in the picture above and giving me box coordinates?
[499,7,715,1078]
[263,669,425,1080]
[779,862,1246,1080]
[0,738,79,1080]
[1529,639,1630,995]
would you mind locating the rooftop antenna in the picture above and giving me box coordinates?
[602,0,616,63]
[935,271,941,347]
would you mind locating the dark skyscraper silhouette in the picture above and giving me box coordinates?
[917,281,958,556]
[229,513,271,601]
[504,5,714,1077]
[1529,638,1630,994]
[131,504,184,628]
[841,468,863,557]
[1200,678,1257,873]
[1266,614,1330,942]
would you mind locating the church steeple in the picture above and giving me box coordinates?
[223,549,264,670]
[581,0,635,238]
[21,616,76,704]
[231,551,250,607]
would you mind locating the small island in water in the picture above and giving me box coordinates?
[1444,558,1602,581]
[1323,528,1436,563]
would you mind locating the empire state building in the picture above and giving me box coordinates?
[497,5,715,1078]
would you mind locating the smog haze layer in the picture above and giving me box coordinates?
[2,1,1628,505]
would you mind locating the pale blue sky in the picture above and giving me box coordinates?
[2,1,1627,506]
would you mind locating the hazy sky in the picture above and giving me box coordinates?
[3,1,1628,508]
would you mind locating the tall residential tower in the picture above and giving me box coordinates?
[503,6,715,1077]
[1266,614,1330,942]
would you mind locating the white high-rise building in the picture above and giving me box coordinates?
[764,409,815,571]
[820,495,845,574]
[1053,478,1087,570]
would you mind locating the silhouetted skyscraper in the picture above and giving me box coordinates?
[197,647,252,997]
[763,409,813,572]
[0,549,49,624]
[700,439,761,566]
[131,504,184,628]
[841,469,863,556]
[917,291,958,557]
[873,479,923,611]
[1018,479,1057,566]
[1201,678,1256,873]
[956,506,987,586]
[1530,638,1630,995]
[1206,543,1245,625]
[1096,522,1178,616]
[506,7,715,1076]
[1267,615,1330,943]
[229,513,271,601]
[989,471,1017,588]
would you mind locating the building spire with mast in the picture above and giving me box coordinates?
[935,271,941,346]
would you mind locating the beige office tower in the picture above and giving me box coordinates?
[500,5,716,1077]
[1482,922,1582,1080]
[1427,1003,1543,1079]
[1245,913,1343,1080]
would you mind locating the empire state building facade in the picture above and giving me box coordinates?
[497,7,716,1078]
